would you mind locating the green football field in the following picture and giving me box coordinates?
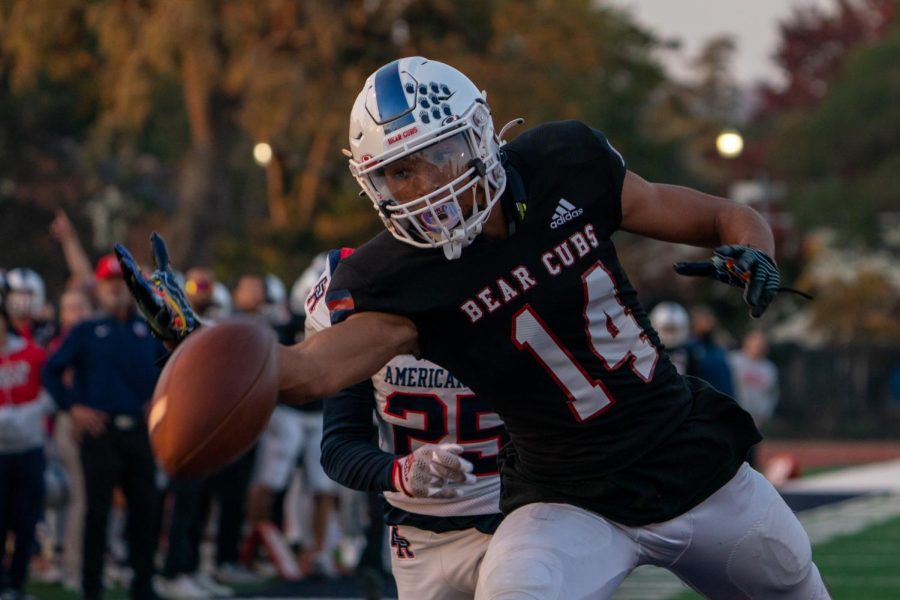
[26,512,900,599]
[25,475,900,599]
[671,513,900,600]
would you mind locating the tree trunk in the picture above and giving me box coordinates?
[295,112,339,228]
[170,43,220,267]
[266,152,288,227]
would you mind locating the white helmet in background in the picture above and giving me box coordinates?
[649,302,690,349]
[209,282,233,318]
[265,274,287,307]
[6,268,46,318]
[263,273,289,326]
[347,57,507,260]
[290,253,328,316]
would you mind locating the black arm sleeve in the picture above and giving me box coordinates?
[320,379,395,492]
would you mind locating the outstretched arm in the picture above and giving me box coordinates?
[277,310,419,404]
[621,171,781,317]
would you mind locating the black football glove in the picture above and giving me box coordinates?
[673,245,781,318]
[114,232,199,344]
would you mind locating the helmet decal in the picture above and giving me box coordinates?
[373,60,416,133]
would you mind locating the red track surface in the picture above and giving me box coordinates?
[759,440,900,469]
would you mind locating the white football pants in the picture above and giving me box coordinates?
[391,524,493,600]
[476,463,829,599]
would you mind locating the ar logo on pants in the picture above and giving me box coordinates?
[390,526,416,559]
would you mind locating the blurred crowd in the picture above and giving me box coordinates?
[0,213,384,600]
[648,301,781,467]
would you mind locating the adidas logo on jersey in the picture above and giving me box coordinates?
[550,198,583,229]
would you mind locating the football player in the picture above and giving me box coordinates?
[118,57,828,599]
[310,248,507,599]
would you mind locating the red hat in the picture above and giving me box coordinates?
[95,254,123,280]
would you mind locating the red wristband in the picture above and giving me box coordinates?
[392,457,414,497]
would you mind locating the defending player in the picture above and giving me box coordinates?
[310,249,506,599]
[118,57,828,598]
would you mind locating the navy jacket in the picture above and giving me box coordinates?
[42,313,164,416]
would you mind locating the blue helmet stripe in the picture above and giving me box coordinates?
[374,60,415,133]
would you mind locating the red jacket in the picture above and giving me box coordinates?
[0,336,49,452]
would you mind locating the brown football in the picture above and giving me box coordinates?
[148,317,279,476]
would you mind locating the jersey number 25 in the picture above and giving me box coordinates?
[385,392,508,476]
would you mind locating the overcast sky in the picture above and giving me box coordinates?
[606,0,835,86]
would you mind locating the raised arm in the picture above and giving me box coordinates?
[50,209,95,290]
[277,310,419,404]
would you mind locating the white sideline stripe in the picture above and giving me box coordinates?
[779,458,900,493]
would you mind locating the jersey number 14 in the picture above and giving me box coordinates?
[512,262,658,422]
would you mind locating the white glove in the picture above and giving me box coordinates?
[392,443,476,499]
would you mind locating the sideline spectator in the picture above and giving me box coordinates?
[247,261,339,578]
[5,269,55,348]
[0,304,51,600]
[649,302,735,397]
[42,255,163,600]
[729,330,780,467]
[157,267,235,600]
[688,305,736,397]
[190,274,265,585]
[47,289,95,591]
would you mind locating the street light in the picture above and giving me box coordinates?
[715,129,744,159]
[253,142,273,166]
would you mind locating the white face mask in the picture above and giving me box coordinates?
[5,292,34,318]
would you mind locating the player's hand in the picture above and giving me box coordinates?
[70,404,108,439]
[392,443,476,499]
[674,245,780,318]
[49,209,76,243]
[114,232,199,344]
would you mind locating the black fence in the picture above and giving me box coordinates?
[767,344,900,438]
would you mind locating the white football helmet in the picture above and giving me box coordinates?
[347,57,507,260]
[209,282,233,318]
[264,273,290,326]
[649,302,690,348]
[6,268,46,318]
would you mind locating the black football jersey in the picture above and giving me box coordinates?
[328,120,760,525]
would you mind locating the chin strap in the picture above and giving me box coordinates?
[443,228,468,260]
[443,241,462,260]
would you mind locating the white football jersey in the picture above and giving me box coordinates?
[305,250,504,517]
